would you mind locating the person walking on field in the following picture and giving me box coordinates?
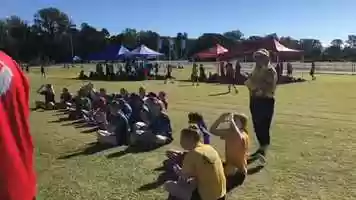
[164,64,174,84]
[191,63,199,86]
[310,61,316,80]
[40,64,46,78]
[226,62,238,93]
[0,51,36,200]
[245,49,277,160]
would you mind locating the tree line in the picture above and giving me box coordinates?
[1,7,356,63]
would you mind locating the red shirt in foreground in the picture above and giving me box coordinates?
[0,51,36,200]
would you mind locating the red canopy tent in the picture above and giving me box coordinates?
[194,44,229,59]
[222,38,302,61]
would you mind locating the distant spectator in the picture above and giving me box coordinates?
[40,65,46,78]
[154,63,159,78]
[199,64,206,82]
[164,64,174,84]
[287,62,293,77]
[191,63,199,86]
[226,62,238,93]
[310,62,316,80]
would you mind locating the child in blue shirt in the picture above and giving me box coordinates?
[188,112,210,144]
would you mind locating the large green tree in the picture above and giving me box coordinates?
[1,6,356,63]
[223,30,244,41]
[33,7,72,61]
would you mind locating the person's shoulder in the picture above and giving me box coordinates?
[184,149,199,162]
[196,144,219,155]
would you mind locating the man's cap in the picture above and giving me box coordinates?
[253,48,270,58]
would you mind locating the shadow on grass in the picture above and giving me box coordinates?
[58,142,113,159]
[247,165,264,175]
[75,123,97,129]
[62,119,86,126]
[53,112,67,116]
[48,117,72,123]
[177,84,194,87]
[138,170,177,191]
[81,127,100,133]
[53,110,69,116]
[31,108,45,112]
[106,145,163,159]
[137,165,259,192]
[208,91,230,96]
[143,159,265,193]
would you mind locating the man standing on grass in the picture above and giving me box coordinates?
[0,50,36,200]
[245,49,277,160]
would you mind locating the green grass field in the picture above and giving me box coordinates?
[29,66,356,200]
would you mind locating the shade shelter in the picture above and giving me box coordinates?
[222,38,303,61]
[194,44,229,59]
[117,45,130,58]
[129,45,163,58]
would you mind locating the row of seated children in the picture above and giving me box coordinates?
[163,112,254,200]
[34,84,73,110]
[34,83,173,148]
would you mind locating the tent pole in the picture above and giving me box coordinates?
[216,57,219,76]
[276,54,279,63]
[169,49,171,64]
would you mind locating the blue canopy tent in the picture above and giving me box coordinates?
[87,45,130,61]
[129,45,163,58]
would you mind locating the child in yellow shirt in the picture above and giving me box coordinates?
[164,126,226,200]
[209,113,249,188]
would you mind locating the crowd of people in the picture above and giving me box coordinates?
[157,49,277,200]
[163,112,251,200]
[34,83,173,148]
[34,83,256,200]
[17,47,279,200]
[191,60,246,93]
[78,61,182,82]
[30,48,278,200]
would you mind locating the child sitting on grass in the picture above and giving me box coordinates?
[35,84,56,110]
[91,97,109,129]
[165,113,211,168]
[209,112,249,188]
[158,91,168,110]
[59,87,73,109]
[188,112,210,144]
[164,126,226,200]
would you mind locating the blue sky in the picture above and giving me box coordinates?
[1,0,355,45]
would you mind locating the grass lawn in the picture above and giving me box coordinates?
[29,66,356,200]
